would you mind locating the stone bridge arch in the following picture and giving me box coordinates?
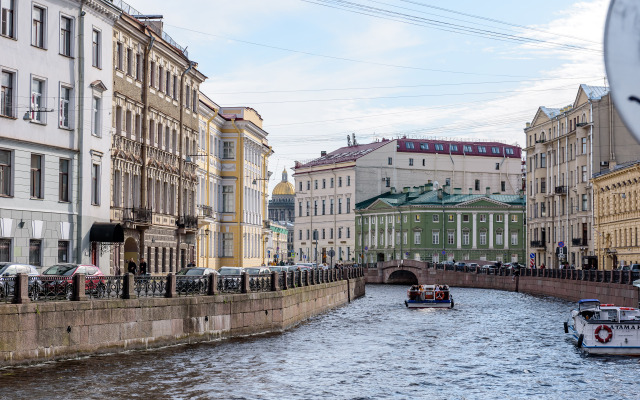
[379,260,430,284]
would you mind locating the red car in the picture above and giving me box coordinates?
[41,263,105,298]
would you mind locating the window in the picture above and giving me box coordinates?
[298,230,302,240]
[298,202,302,217]
[491,146,500,154]
[479,214,486,223]
[322,179,326,189]
[496,230,503,246]
[347,227,351,238]
[222,141,234,159]
[385,177,390,187]
[0,149,10,196]
[541,153,546,168]
[448,230,454,245]
[432,214,439,222]
[59,159,69,202]
[414,231,421,245]
[1,70,14,117]
[126,48,134,76]
[463,145,472,153]
[58,240,69,263]
[59,86,71,128]
[582,166,587,183]
[330,199,334,214]
[92,29,101,68]
[150,61,156,88]
[505,147,514,155]
[222,233,233,257]
[405,142,415,149]
[136,53,142,80]
[432,230,439,245]
[511,232,518,246]
[31,78,45,123]
[338,177,342,187]
[346,198,351,213]
[582,138,587,154]
[450,145,458,152]
[409,158,414,166]
[434,144,444,151]
[462,230,469,245]
[501,181,506,191]
[166,71,171,96]
[321,229,325,239]
[32,5,45,48]
[313,200,317,216]
[474,179,480,191]
[158,66,163,91]
[478,146,486,153]
[330,228,333,239]
[463,214,469,222]
[448,214,454,222]
[29,239,42,266]
[314,180,318,189]
[0,238,9,262]
[116,42,123,70]
[222,186,234,212]
[60,16,72,56]
[1,0,15,38]
[31,154,43,198]
[479,230,487,245]
[322,200,326,215]
[496,214,503,222]
[414,214,420,222]
[420,143,429,150]
[91,163,100,205]
[388,157,393,165]
[347,176,351,186]
[338,198,342,214]
[511,214,518,223]
[185,85,190,108]
[92,97,101,136]
[495,162,500,171]
[582,194,588,211]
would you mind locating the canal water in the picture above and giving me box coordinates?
[1,285,639,399]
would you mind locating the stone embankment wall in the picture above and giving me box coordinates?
[0,277,365,367]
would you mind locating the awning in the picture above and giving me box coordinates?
[90,223,124,243]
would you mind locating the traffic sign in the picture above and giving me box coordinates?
[442,250,446,255]
[529,253,535,259]
[558,241,564,248]
[605,0,640,144]
[328,249,335,257]
[364,246,368,251]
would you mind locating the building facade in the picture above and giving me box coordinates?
[355,185,526,264]
[268,168,294,261]
[0,0,119,269]
[293,137,523,264]
[266,221,289,264]
[109,7,206,274]
[592,160,640,270]
[524,85,640,269]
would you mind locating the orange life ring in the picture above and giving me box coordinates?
[594,324,613,343]
[435,291,445,300]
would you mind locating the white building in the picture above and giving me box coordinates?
[0,0,119,269]
[293,137,523,264]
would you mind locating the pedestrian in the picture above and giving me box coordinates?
[128,258,137,275]
[139,257,147,275]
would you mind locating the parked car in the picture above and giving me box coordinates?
[454,262,467,271]
[620,264,640,272]
[467,263,479,272]
[175,267,217,292]
[0,263,41,299]
[245,267,271,275]
[268,266,287,273]
[218,267,244,275]
[40,264,104,297]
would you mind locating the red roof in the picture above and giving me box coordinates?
[294,140,391,169]
[396,139,521,158]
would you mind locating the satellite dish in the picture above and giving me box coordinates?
[433,181,440,189]
[604,0,640,144]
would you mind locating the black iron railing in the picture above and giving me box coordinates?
[530,240,545,248]
[124,207,152,224]
[178,215,198,230]
[572,238,587,246]
[555,186,568,195]
[198,205,213,218]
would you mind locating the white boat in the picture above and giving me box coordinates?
[404,284,454,309]
[565,299,640,355]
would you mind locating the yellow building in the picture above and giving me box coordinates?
[592,160,640,270]
[195,95,273,269]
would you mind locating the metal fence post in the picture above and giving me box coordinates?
[13,273,30,304]
[123,273,136,299]
[242,272,250,293]
[271,271,279,291]
[165,273,176,298]
[73,273,87,301]
[282,271,289,290]
[209,273,218,295]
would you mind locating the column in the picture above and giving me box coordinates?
[489,213,494,249]
[504,212,509,250]
[456,212,462,249]
[472,212,477,249]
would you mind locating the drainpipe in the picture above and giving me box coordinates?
[177,61,195,269]
[76,1,86,263]
[609,94,616,163]
[140,30,155,263]
[204,108,218,269]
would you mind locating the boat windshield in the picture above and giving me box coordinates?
[578,300,600,312]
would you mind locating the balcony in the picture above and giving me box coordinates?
[530,240,545,248]
[554,186,568,195]
[263,220,271,229]
[123,207,152,225]
[178,215,198,230]
[198,204,214,219]
[572,238,588,247]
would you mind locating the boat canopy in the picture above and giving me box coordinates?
[578,299,600,304]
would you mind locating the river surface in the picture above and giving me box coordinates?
[1,285,639,399]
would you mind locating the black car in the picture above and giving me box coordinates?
[175,267,217,293]
[0,263,41,299]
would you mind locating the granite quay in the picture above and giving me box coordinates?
[0,267,365,366]
[365,261,640,307]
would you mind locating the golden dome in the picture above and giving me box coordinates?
[272,168,295,196]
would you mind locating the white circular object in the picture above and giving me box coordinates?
[604,0,640,144]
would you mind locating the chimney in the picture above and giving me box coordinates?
[468,188,473,194]
[390,187,396,194]
[321,151,327,157]
[486,187,491,196]
[402,187,410,193]
[453,188,462,195]
[525,122,531,128]
[437,188,443,200]
[425,182,433,191]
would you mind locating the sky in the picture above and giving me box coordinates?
[128,0,609,195]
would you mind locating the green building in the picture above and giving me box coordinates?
[355,184,526,264]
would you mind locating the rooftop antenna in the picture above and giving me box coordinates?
[347,135,352,147]
[352,133,358,146]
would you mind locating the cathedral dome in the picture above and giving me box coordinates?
[272,168,295,196]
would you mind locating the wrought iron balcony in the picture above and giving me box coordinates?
[530,240,546,248]
[572,238,588,246]
[554,186,568,195]
[198,204,213,219]
[263,220,271,229]
[178,215,198,230]
[123,207,152,225]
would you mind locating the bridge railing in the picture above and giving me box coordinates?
[0,267,365,305]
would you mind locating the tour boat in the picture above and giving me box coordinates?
[404,284,454,308]
[565,299,640,355]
